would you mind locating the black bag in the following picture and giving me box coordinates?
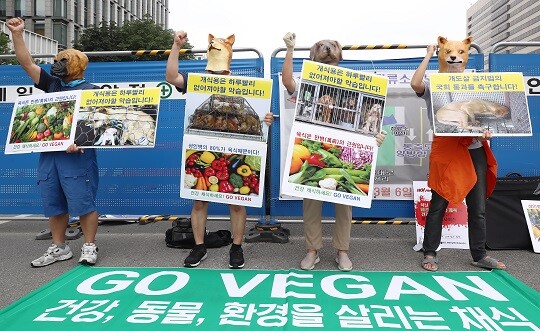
[486,174,540,250]
[165,218,232,249]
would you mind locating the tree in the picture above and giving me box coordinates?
[0,32,18,65]
[74,17,195,62]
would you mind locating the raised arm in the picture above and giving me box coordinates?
[165,31,189,88]
[281,32,297,94]
[410,45,436,95]
[6,18,41,84]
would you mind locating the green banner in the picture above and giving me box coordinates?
[1,267,539,330]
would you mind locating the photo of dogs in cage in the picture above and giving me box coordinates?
[185,94,264,141]
[294,81,385,135]
[74,105,158,147]
[431,91,531,136]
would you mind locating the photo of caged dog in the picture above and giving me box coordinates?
[75,106,157,147]
[318,94,336,123]
[435,98,510,131]
[361,103,383,133]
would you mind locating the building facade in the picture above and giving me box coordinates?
[0,0,169,49]
[467,0,540,56]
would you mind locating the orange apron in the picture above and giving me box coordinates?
[427,136,497,205]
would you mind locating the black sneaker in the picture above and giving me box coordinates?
[184,244,207,268]
[229,246,245,269]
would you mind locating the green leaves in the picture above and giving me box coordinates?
[73,18,196,62]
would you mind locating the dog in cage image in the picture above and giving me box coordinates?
[360,98,384,134]
[75,106,157,146]
[434,93,510,132]
[296,84,315,118]
[186,94,263,138]
[338,93,359,129]
[431,91,527,134]
[314,86,339,124]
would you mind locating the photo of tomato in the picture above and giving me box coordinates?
[9,101,75,144]
[184,150,261,195]
[288,137,372,195]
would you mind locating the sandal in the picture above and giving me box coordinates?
[422,255,438,272]
[472,256,506,270]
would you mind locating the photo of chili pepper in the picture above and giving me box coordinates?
[183,149,262,196]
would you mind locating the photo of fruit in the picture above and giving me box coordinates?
[526,207,540,242]
[9,101,75,144]
[288,137,372,195]
[184,150,261,195]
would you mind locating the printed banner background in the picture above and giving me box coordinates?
[1,267,539,331]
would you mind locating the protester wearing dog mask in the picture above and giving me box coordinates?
[7,17,101,267]
[282,32,387,271]
[410,36,505,272]
[166,30,274,269]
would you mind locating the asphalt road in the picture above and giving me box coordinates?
[0,218,538,310]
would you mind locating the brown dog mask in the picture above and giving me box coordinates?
[437,36,473,73]
[206,34,235,74]
[53,49,89,81]
[310,39,343,66]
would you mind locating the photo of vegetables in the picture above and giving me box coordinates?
[289,137,373,195]
[9,101,75,143]
[184,150,261,195]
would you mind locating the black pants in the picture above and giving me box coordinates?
[423,147,488,262]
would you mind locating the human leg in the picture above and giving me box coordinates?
[228,204,247,269]
[31,213,73,267]
[49,213,70,243]
[184,200,209,267]
[229,204,247,245]
[422,190,448,271]
[191,200,209,244]
[301,198,323,270]
[333,203,353,271]
[303,198,323,250]
[33,160,72,267]
[60,157,99,265]
[78,210,99,265]
[467,148,505,269]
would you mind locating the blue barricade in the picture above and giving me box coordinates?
[489,52,540,177]
[0,56,265,216]
[269,52,485,218]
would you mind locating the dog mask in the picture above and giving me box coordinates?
[437,36,473,73]
[310,39,343,66]
[206,34,235,74]
[51,49,89,80]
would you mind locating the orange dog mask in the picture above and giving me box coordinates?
[205,34,235,74]
[437,36,473,73]
[51,49,89,81]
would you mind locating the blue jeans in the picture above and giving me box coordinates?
[423,147,488,262]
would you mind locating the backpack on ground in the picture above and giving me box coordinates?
[165,218,232,248]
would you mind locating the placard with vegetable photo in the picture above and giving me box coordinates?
[281,122,378,208]
[521,200,540,254]
[5,90,80,154]
[180,134,267,208]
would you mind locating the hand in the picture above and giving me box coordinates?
[6,17,25,34]
[375,130,387,147]
[283,32,296,51]
[427,45,437,57]
[478,130,493,141]
[173,30,188,48]
[264,112,274,126]
[66,144,84,154]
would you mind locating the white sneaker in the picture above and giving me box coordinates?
[336,251,353,271]
[300,251,320,270]
[31,243,73,267]
[79,243,98,265]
